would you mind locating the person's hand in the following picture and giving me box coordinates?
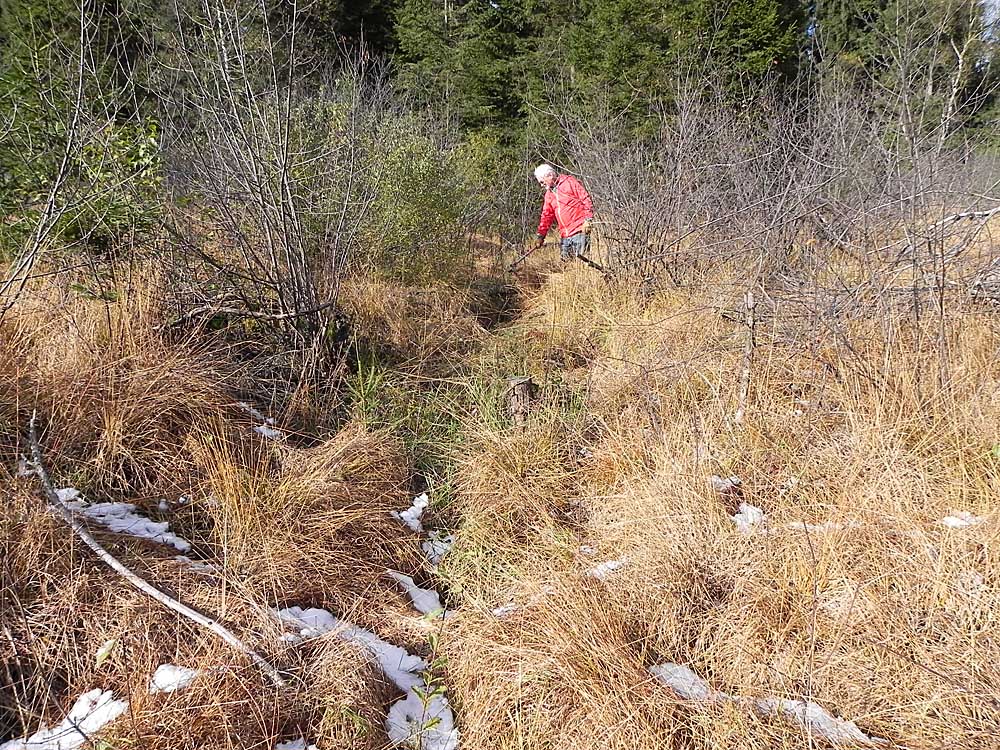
[582,218,593,235]
[534,235,545,249]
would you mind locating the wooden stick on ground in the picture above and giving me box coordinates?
[26,411,287,688]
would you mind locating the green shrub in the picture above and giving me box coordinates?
[361,117,472,284]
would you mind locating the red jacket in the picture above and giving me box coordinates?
[537,174,593,239]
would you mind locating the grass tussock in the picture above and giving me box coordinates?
[340,277,492,374]
[0,274,234,496]
[444,575,683,750]
[4,246,1000,749]
[1,271,439,748]
[437,250,1000,749]
[197,422,421,609]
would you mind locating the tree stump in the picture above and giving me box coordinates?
[506,376,536,428]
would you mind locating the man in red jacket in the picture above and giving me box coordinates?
[533,164,594,263]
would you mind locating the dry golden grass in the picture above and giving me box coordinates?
[436,249,1000,749]
[0,271,233,497]
[4,247,1000,749]
[340,277,491,374]
[1,271,434,748]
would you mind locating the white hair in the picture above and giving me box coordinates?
[533,164,556,181]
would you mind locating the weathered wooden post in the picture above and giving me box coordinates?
[506,376,536,428]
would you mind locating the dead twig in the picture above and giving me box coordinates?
[26,411,287,688]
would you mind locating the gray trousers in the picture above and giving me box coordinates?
[560,232,590,262]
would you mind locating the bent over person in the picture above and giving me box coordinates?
[533,164,594,262]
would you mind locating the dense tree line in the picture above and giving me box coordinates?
[2,0,998,249]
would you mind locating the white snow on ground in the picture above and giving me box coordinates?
[731,503,766,534]
[274,738,317,750]
[756,698,887,746]
[275,606,339,642]
[422,530,455,566]
[492,602,519,618]
[393,492,429,533]
[649,663,723,701]
[587,559,628,580]
[649,662,886,747]
[275,607,460,750]
[149,664,199,694]
[57,488,191,552]
[956,570,987,598]
[939,510,985,528]
[237,401,285,441]
[175,555,219,575]
[254,424,284,440]
[387,570,448,618]
[238,401,270,422]
[0,688,128,750]
[710,475,742,493]
[578,544,598,556]
[17,457,36,478]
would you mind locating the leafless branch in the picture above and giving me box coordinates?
[27,411,287,688]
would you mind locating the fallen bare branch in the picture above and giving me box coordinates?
[26,411,287,688]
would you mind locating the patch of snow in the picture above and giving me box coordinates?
[17,457,36,478]
[238,401,285,441]
[956,570,987,599]
[254,424,284,440]
[578,446,593,458]
[275,607,460,750]
[0,688,128,750]
[940,511,985,529]
[387,571,447,618]
[587,558,628,580]
[275,606,339,642]
[238,401,269,422]
[648,663,886,747]
[732,503,766,534]
[157,498,169,513]
[755,697,887,746]
[275,739,317,750]
[492,602,519,618]
[710,475,742,493]
[578,544,598,556]
[149,664,199,694]
[393,492,430,533]
[58,488,191,552]
[422,530,455,566]
[175,555,219,575]
[649,663,725,701]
